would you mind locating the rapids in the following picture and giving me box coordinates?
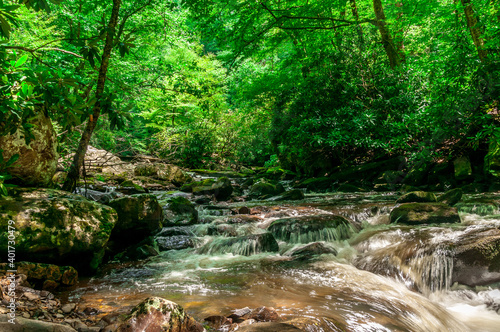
[64,191,500,331]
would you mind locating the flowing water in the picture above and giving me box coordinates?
[65,190,500,331]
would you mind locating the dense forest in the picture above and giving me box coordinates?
[1,0,499,191]
[1,1,500,331]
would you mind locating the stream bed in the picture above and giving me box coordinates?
[63,191,500,331]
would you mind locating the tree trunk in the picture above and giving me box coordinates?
[373,0,400,68]
[460,0,488,62]
[349,0,365,47]
[62,0,122,193]
[394,1,406,63]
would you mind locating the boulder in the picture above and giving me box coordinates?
[113,236,160,261]
[451,228,500,286]
[390,203,460,225]
[437,188,463,206]
[163,196,198,226]
[134,163,192,186]
[0,188,117,273]
[192,177,233,201]
[396,191,437,204]
[108,194,163,251]
[60,146,133,176]
[249,180,284,199]
[0,111,57,186]
[453,156,472,180]
[268,214,359,243]
[116,180,147,195]
[114,297,204,332]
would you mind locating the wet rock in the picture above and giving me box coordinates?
[192,177,233,201]
[270,189,304,201]
[204,315,233,330]
[249,180,285,199]
[156,236,194,251]
[237,206,251,214]
[286,242,337,260]
[451,228,500,286]
[113,236,159,261]
[197,232,279,256]
[0,188,117,273]
[268,214,359,243]
[249,307,281,322]
[396,191,437,204]
[108,194,163,251]
[437,188,463,206]
[224,215,263,224]
[115,297,204,332]
[75,188,122,204]
[0,110,58,187]
[42,280,59,292]
[163,196,198,226]
[237,322,301,331]
[390,203,460,225]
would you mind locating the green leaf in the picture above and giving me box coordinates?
[15,54,28,67]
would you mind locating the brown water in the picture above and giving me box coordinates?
[65,192,500,331]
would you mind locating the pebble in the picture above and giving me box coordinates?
[23,292,40,301]
[62,303,76,313]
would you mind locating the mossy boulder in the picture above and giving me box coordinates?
[0,188,117,273]
[396,191,437,204]
[191,177,233,201]
[117,179,147,194]
[268,214,359,244]
[249,180,284,199]
[180,178,215,192]
[163,196,198,226]
[115,297,204,332]
[390,203,460,225]
[437,188,463,206]
[0,110,58,186]
[107,194,163,252]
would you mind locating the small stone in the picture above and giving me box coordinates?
[238,206,251,214]
[56,313,65,319]
[250,307,282,322]
[23,292,40,301]
[22,312,30,318]
[62,303,77,314]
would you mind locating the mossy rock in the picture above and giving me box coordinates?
[180,178,215,192]
[396,191,437,204]
[117,297,204,332]
[113,236,159,262]
[0,261,78,287]
[191,177,233,201]
[164,196,198,226]
[0,188,117,274]
[107,194,163,252]
[268,214,359,243]
[249,180,284,199]
[118,179,147,194]
[390,203,460,225]
[437,188,463,206]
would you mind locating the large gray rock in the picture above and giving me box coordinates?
[114,297,204,332]
[390,203,460,225]
[192,177,233,201]
[134,163,192,186]
[0,188,117,273]
[163,196,198,226]
[0,111,57,186]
